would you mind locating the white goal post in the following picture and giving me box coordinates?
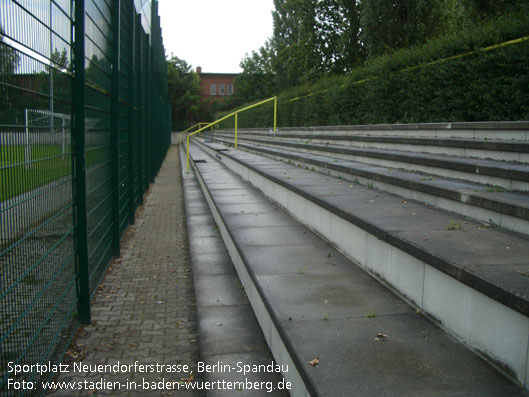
[23,108,71,166]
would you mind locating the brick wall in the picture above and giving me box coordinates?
[196,67,238,104]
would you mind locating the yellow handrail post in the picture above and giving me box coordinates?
[185,96,277,172]
[274,96,277,133]
[234,112,238,150]
[186,135,190,172]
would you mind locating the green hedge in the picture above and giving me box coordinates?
[217,13,529,128]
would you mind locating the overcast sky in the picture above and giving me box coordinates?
[158,0,274,74]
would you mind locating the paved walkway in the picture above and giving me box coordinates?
[51,146,202,396]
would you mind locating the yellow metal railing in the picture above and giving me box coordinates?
[186,96,277,171]
[179,122,210,144]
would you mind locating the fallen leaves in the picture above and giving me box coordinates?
[181,373,194,383]
[309,357,319,367]
[374,333,389,342]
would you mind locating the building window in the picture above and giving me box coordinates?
[210,84,216,95]
[219,84,225,96]
[227,84,233,95]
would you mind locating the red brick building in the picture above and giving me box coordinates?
[196,66,238,105]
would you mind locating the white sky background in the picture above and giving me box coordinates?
[158,0,274,73]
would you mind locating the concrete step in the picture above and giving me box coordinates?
[214,130,529,163]
[180,148,289,396]
[210,133,529,192]
[223,121,529,140]
[208,135,529,236]
[191,137,529,393]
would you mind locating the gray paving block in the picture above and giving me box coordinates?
[224,212,297,230]
[189,236,227,255]
[195,275,247,307]
[258,272,411,322]
[283,314,525,396]
[231,225,320,248]
[198,306,269,356]
[192,252,237,276]
[201,352,289,396]
[242,244,355,276]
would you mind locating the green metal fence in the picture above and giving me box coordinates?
[0,0,171,394]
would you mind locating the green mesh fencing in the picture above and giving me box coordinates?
[0,1,171,394]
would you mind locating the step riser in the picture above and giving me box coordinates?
[216,133,529,164]
[219,126,529,141]
[238,140,529,191]
[212,139,529,236]
[190,158,312,397]
[194,138,529,389]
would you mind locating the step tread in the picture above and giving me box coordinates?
[219,134,529,180]
[215,131,529,152]
[181,149,288,394]
[211,136,529,221]
[188,144,527,396]
[195,140,529,317]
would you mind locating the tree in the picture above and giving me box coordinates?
[235,40,277,103]
[166,55,200,130]
[359,0,446,58]
[316,0,364,73]
[0,26,20,123]
[463,0,527,19]
[272,0,321,87]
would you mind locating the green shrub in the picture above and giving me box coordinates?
[216,12,529,128]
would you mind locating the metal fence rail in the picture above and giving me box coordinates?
[0,0,171,394]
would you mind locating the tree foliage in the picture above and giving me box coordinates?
[166,55,200,130]
[316,0,364,73]
[0,26,20,123]
[235,40,277,103]
[359,0,446,58]
[235,0,527,105]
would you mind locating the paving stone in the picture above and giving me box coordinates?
[51,147,201,396]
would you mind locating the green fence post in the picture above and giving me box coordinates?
[149,1,156,182]
[146,33,153,186]
[110,0,121,257]
[73,0,90,324]
[128,2,136,225]
[136,14,144,205]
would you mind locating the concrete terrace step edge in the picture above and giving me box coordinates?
[187,145,528,397]
[210,135,529,236]
[210,135,529,186]
[192,137,529,389]
[215,121,529,140]
[186,154,314,397]
[180,150,288,394]
[212,132,529,164]
[217,132,529,153]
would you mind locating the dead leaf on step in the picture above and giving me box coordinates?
[309,357,319,367]
[181,373,194,383]
[375,333,389,342]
